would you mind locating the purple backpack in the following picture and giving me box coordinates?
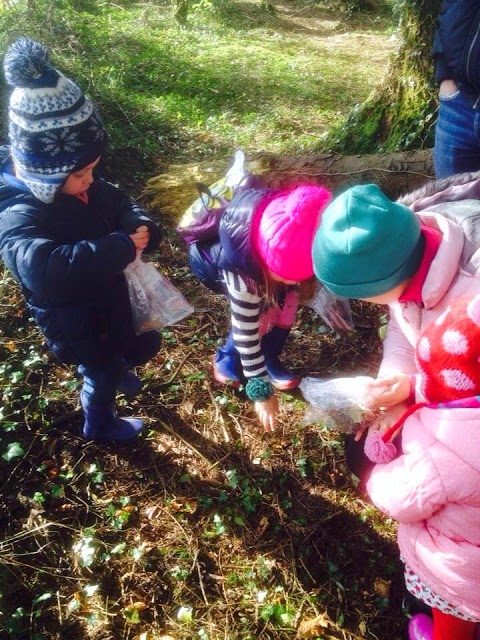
[177,150,259,244]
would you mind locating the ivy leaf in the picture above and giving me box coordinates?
[2,442,25,461]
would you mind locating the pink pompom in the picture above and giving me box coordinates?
[364,430,398,463]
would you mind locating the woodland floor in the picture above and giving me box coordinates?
[0,4,418,640]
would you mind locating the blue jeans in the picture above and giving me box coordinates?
[433,89,480,179]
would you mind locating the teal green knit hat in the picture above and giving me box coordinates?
[312,184,425,299]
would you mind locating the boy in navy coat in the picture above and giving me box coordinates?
[0,38,161,442]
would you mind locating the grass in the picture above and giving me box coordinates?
[0,0,396,187]
[0,1,409,639]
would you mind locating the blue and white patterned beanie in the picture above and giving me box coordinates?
[3,37,107,203]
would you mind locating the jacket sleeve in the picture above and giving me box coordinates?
[223,270,269,381]
[431,1,450,84]
[0,204,136,301]
[99,180,161,254]
[366,447,448,524]
[378,306,417,377]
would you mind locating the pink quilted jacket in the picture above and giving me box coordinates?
[366,184,480,619]
[366,406,480,619]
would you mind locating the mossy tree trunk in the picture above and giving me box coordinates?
[326,0,442,154]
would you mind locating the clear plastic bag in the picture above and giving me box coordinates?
[303,281,353,332]
[124,256,194,335]
[299,376,376,433]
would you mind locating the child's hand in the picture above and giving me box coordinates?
[357,401,410,443]
[254,395,279,432]
[365,373,411,411]
[129,225,150,251]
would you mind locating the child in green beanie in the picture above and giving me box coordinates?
[312,182,480,468]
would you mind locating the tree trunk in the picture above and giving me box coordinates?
[325,0,442,154]
[144,149,434,221]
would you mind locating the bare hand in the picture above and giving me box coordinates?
[129,225,150,251]
[254,395,279,432]
[365,373,411,411]
[355,401,410,442]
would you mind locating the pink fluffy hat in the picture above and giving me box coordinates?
[252,184,332,282]
[365,295,480,463]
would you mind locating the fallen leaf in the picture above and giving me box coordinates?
[256,515,269,536]
[145,504,162,520]
[170,497,197,513]
[157,441,172,453]
[296,613,330,638]
[374,578,391,598]
[183,401,194,414]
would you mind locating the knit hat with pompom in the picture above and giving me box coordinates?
[252,184,332,282]
[365,295,480,464]
[416,295,480,403]
[3,37,107,203]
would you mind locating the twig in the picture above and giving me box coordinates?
[161,351,191,386]
[204,380,230,443]
[56,590,62,625]
[193,549,209,606]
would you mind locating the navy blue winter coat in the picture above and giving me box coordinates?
[0,146,161,366]
[217,188,272,281]
[432,0,480,107]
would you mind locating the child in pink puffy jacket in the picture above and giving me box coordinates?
[366,297,480,640]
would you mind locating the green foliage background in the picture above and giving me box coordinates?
[0,0,397,186]
[324,0,441,153]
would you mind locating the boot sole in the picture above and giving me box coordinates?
[212,357,242,388]
[212,373,242,389]
[271,379,301,391]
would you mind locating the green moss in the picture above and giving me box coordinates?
[324,0,440,154]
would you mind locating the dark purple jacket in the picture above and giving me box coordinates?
[217,188,273,281]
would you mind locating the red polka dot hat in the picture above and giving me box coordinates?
[416,295,480,403]
[365,295,480,464]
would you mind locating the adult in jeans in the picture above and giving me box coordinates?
[432,1,480,178]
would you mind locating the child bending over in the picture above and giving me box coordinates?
[189,184,332,431]
[312,183,480,639]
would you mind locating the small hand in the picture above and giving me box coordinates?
[355,401,410,442]
[254,394,279,432]
[365,373,411,411]
[129,225,150,251]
